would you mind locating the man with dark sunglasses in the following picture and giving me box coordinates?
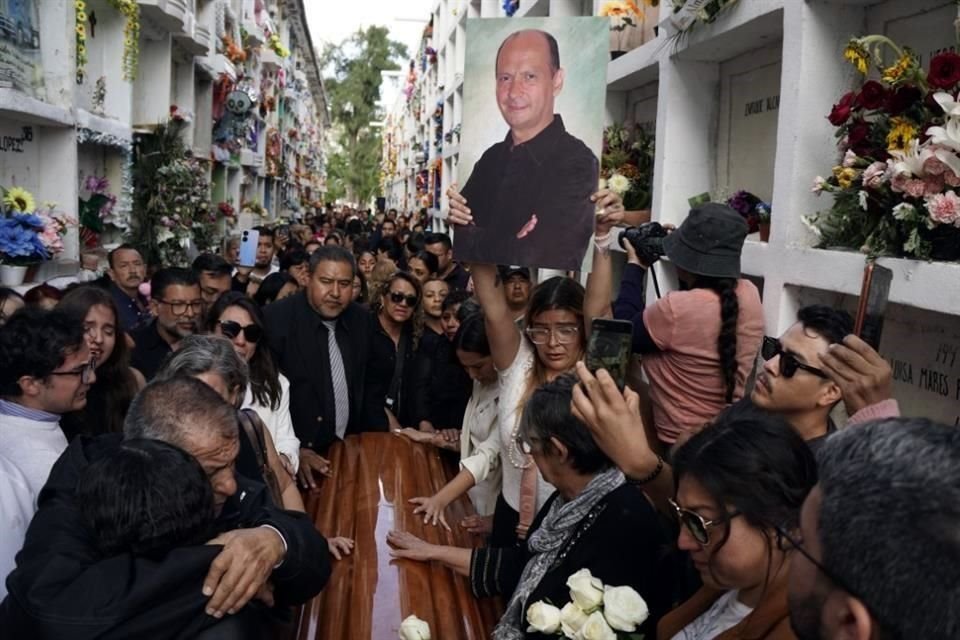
[787,418,960,640]
[0,308,93,598]
[751,305,898,454]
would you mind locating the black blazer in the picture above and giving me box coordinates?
[263,293,373,451]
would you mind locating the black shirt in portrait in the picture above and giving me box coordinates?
[457,114,598,271]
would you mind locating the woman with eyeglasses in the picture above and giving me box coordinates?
[438,188,626,548]
[362,272,421,430]
[207,292,301,476]
[660,404,816,640]
[389,375,673,639]
[585,203,764,451]
[58,286,146,440]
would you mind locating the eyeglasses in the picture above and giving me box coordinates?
[669,498,741,546]
[218,320,263,343]
[48,360,96,385]
[524,325,580,345]
[761,336,828,379]
[156,299,204,316]
[388,291,419,307]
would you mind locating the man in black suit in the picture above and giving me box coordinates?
[456,29,598,270]
[263,246,373,488]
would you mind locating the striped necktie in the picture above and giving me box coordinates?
[322,320,350,439]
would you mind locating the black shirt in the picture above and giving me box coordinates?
[362,312,417,429]
[443,262,471,292]
[129,320,173,381]
[109,282,150,332]
[457,115,598,270]
[263,292,373,451]
[412,328,472,429]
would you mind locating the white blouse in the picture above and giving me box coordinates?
[458,379,502,516]
[242,373,301,474]
[672,590,753,640]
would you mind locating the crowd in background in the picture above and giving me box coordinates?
[0,194,956,640]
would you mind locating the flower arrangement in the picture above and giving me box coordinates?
[75,0,88,84]
[110,0,140,81]
[0,187,74,265]
[525,569,649,639]
[726,190,770,234]
[130,120,214,267]
[75,0,140,83]
[78,174,118,248]
[223,35,247,64]
[806,34,960,261]
[602,123,655,210]
[599,1,645,31]
[268,34,290,58]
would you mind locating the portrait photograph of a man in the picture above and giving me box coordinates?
[455,18,608,272]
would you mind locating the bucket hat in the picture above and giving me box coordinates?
[662,203,748,279]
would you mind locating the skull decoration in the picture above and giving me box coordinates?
[226,89,255,115]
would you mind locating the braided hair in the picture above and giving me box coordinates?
[696,276,740,403]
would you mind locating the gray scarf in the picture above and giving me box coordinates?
[493,466,625,639]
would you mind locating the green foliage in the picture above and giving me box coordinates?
[322,26,407,205]
[129,120,214,267]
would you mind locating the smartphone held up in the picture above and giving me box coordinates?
[585,319,634,391]
[238,229,260,268]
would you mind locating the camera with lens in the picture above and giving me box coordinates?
[618,222,668,265]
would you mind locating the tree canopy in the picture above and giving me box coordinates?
[322,26,407,205]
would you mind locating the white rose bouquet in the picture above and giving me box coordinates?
[525,569,649,639]
[398,615,431,640]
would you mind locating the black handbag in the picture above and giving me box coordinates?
[237,408,284,507]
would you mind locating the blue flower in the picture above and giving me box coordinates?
[11,212,44,228]
[503,0,519,17]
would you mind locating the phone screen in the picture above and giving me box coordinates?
[585,319,634,390]
[855,263,893,350]
[238,229,260,268]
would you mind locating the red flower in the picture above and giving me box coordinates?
[885,85,922,115]
[929,52,960,89]
[828,92,857,126]
[847,120,874,156]
[856,81,888,110]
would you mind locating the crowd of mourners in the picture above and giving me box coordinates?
[0,191,956,640]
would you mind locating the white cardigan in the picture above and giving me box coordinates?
[242,373,301,474]
[457,379,502,516]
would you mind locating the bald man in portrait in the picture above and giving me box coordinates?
[456,29,599,271]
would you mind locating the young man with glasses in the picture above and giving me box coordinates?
[0,308,94,597]
[130,267,204,380]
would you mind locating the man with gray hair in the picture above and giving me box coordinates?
[787,418,960,640]
[1,376,330,638]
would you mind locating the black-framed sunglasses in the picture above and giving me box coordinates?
[761,336,828,379]
[47,359,96,385]
[388,291,419,307]
[669,498,741,546]
[218,320,263,343]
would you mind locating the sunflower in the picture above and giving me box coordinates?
[76,24,86,37]
[4,187,36,213]
[886,118,917,151]
[882,54,913,84]
[75,0,85,9]
[77,10,87,22]
[843,42,869,75]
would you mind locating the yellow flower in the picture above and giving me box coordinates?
[77,11,87,23]
[882,54,912,84]
[600,1,635,17]
[75,0,85,9]
[4,187,36,213]
[832,166,859,190]
[76,24,86,37]
[887,118,917,151]
[843,42,869,75]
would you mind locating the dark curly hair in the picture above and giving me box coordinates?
[673,403,817,590]
[797,304,853,345]
[57,286,139,436]
[77,439,215,558]
[207,292,281,410]
[0,307,86,397]
[253,272,298,307]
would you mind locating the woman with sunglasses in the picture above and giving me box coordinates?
[660,404,816,640]
[586,203,764,450]
[58,286,146,440]
[389,375,673,639]
[207,292,301,476]
[362,272,421,430]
